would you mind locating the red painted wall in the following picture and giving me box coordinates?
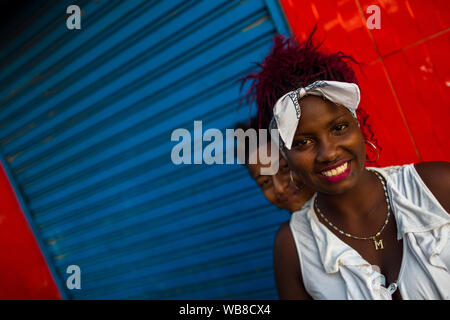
[0,161,61,299]
[280,0,450,167]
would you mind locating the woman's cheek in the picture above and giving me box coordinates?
[263,189,277,205]
[348,135,366,167]
[289,150,313,171]
[348,128,366,152]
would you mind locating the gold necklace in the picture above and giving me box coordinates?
[314,169,391,250]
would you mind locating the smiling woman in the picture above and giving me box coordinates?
[276,80,450,300]
[286,96,366,194]
[242,30,450,300]
[235,118,314,214]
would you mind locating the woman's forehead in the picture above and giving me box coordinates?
[248,144,288,179]
[247,141,272,177]
[295,96,351,134]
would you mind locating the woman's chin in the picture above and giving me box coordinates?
[286,192,314,212]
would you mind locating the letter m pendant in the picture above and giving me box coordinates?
[374,238,384,250]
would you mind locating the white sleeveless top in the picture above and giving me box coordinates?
[289,164,450,300]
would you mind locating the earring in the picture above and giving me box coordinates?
[365,140,380,163]
[290,170,303,191]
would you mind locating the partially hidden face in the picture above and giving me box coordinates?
[283,95,366,195]
[247,141,314,213]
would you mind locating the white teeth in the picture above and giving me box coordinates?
[321,162,348,177]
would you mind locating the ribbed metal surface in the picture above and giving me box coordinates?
[0,0,290,299]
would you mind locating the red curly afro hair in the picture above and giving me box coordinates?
[239,27,377,149]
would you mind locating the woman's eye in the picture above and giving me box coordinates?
[295,138,313,147]
[334,123,348,132]
[259,179,270,187]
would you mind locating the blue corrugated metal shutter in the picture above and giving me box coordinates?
[0,0,291,299]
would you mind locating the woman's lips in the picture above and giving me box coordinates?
[319,160,348,173]
[318,160,351,183]
[282,189,301,204]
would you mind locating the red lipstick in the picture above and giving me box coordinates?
[319,161,351,183]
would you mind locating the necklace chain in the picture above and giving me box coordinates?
[314,169,391,241]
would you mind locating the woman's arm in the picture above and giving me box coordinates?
[414,161,450,213]
[273,221,312,300]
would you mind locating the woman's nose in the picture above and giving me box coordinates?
[316,139,338,163]
[272,174,288,196]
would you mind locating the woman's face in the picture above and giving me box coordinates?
[283,95,366,195]
[247,142,314,213]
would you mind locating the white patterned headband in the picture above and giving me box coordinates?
[270,80,361,150]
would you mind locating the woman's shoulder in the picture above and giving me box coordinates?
[290,194,315,222]
[274,221,293,248]
[413,161,450,185]
[372,162,450,214]
[414,161,450,213]
[273,221,312,299]
[368,163,412,177]
[371,161,450,181]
